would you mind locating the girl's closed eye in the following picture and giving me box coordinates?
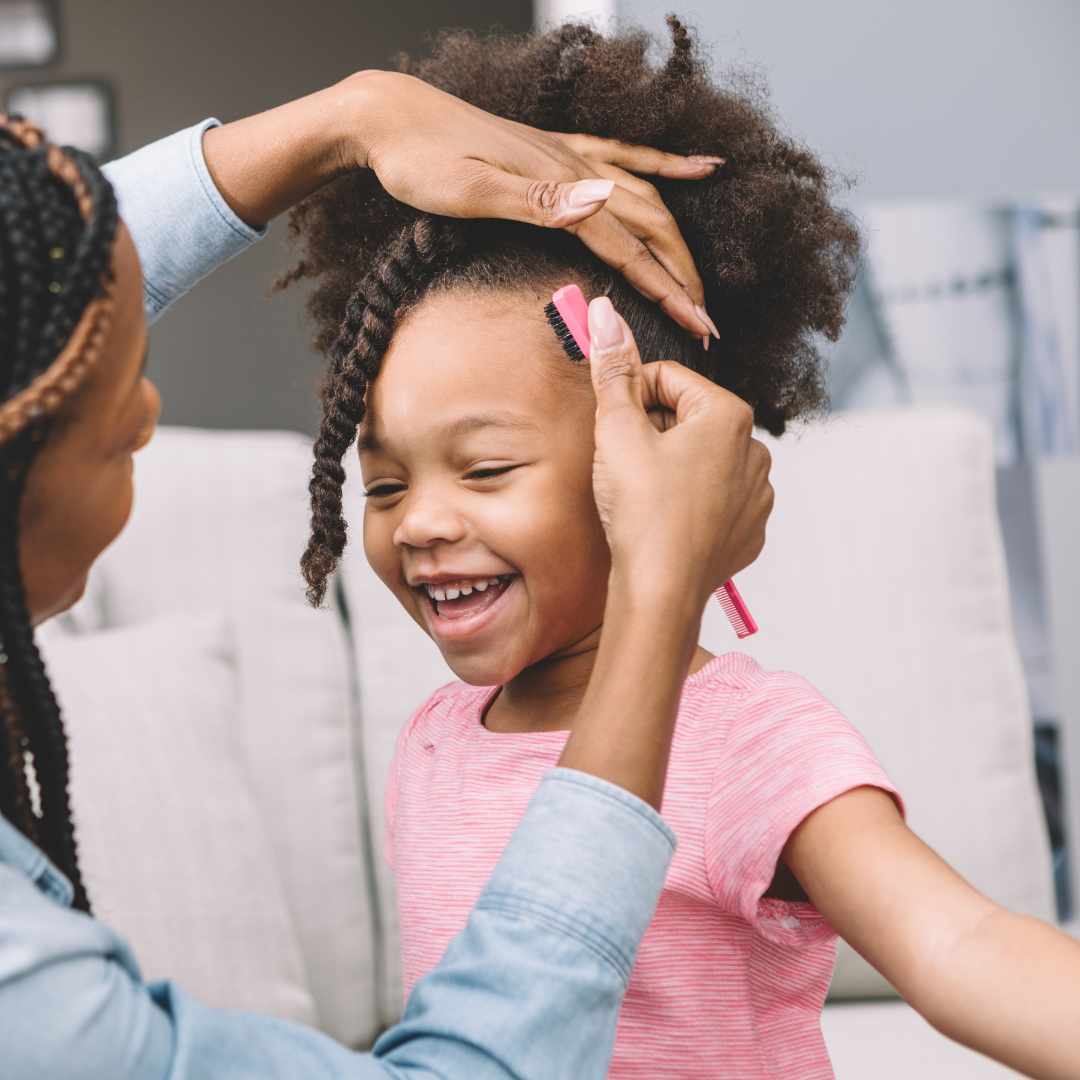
[364,465,521,498]
[464,463,519,481]
[364,480,406,499]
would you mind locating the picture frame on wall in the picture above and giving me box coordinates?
[0,0,61,71]
[4,79,117,160]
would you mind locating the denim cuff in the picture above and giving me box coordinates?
[476,768,676,983]
[103,119,266,325]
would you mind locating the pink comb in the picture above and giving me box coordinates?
[715,580,758,639]
[546,284,759,639]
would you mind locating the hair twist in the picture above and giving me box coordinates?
[301,216,464,605]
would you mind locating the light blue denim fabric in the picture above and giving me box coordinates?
[103,118,267,325]
[1,769,674,1078]
[1,123,678,1077]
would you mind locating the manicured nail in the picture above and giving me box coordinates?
[567,178,615,208]
[695,304,721,340]
[688,155,726,166]
[701,334,710,351]
[588,296,625,350]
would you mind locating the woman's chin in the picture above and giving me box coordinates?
[30,572,88,627]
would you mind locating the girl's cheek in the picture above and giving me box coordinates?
[363,512,399,587]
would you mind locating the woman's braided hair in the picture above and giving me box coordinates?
[0,116,119,912]
[282,16,861,607]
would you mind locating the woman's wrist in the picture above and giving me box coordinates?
[201,74,377,230]
[556,574,702,810]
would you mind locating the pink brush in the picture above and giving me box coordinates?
[544,284,759,640]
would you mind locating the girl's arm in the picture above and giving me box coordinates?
[785,786,1080,1079]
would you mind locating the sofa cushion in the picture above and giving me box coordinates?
[41,611,317,1025]
[66,427,377,1047]
[822,1001,1017,1077]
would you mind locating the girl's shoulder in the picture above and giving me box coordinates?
[681,651,826,708]
[677,652,855,748]
[401,680,494,746]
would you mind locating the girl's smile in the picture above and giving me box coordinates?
[417,573,521,643]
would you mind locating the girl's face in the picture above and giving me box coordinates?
[359,288,611,686]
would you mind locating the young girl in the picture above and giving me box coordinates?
[284,19,1080,1079]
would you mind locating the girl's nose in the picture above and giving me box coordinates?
[392,494,468,550]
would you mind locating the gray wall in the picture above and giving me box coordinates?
[620,0,1080,202]
[1,0,530,433]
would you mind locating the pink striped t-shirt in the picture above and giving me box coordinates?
[386,653,901,1079]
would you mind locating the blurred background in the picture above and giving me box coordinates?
[6,1,1079,1073]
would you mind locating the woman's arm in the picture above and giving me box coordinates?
[1,768,673,1079]
[104,71,718,334]
[785,786,1080,1079]
[1,304,772,1077]
[561,298,769,807]
[202,71,716,336]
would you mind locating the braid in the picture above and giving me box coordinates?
[0,116,118,912]
[301,216,463,606]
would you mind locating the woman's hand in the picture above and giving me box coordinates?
[344,71,721,340]
[204,71,720,338]
[585,296,773,607]
[557,296,771,808]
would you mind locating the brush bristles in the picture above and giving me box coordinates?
[544,301,586,363]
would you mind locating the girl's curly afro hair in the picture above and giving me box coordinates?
[282,16,860,604]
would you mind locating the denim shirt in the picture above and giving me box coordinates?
[0,121,677,1079]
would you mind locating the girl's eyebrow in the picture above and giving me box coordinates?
[358,410,540,453]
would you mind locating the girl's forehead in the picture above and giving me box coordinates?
[366,289,587,436]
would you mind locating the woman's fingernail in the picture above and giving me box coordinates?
[567,178,615,208]
[695,304,721,340]
[701,334,710,352]
[688,155,726,166]
[589,296,625,350]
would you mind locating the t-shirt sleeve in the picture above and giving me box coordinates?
[704,672,903,948]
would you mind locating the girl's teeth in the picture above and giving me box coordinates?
[424,575,510,601]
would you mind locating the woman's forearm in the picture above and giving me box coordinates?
[201,74,374,230]
[558,572,703,810]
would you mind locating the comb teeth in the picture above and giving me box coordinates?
[544,301,587,362]
[715,580,758,639]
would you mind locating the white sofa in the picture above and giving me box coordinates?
[39,408,1071,1076]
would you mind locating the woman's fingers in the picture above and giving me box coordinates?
[571,209,710,338]
[640,359,754,431]
[431,162,707,334]
[418,158,609,226]
[587,297,647,420]
[556,132,725,180]
[597,177,707,308]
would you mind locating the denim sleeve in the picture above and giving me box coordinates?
[101,119,266,326]
[0,769,674,1079]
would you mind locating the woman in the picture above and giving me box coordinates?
[0,70,772,1077]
